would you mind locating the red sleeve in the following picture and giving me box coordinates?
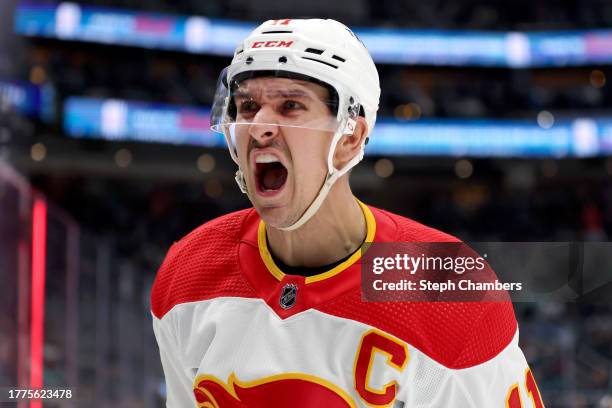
[150,209,257,319]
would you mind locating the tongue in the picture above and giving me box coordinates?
[262,163,287,190]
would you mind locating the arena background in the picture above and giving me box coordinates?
[1,0,612,407]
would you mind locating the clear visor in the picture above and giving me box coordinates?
[210,68,355,134]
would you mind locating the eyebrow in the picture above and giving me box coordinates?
[233,88,314,100]
[277,89,310,98]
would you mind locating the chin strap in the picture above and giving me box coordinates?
[235,169,248,194]
[277,117,361,231]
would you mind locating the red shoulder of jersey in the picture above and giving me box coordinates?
[318,206,518,369]
[150,208,258,319]
[371,206,461,242]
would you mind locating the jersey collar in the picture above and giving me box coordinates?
[238,200,377,319]
[257,200,376,284]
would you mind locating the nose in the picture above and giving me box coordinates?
[249,105,280,143]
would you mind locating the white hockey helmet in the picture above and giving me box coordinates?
[211,18,380,230]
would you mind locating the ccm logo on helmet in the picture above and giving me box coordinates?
[252,40,294,48]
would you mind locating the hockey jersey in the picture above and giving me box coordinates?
[151,202,545,407]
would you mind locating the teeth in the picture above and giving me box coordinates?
[255,154,280,164]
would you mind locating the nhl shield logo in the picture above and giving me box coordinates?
[279,284,298,310]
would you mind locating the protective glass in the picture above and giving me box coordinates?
[211,67,349,134]
[212,69,362,159]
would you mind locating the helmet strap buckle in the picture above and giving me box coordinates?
[235,169,248,194]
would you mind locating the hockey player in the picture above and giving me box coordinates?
[151,18,545,407]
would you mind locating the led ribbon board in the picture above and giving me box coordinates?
[14,2,612,67]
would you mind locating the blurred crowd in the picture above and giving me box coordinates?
[29,158,612,258]
[16,44,612,122]
[74,0,612,30]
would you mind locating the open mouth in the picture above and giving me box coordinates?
[254,154,288,195]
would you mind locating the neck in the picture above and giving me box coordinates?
[265,181,367,268]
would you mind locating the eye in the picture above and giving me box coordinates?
[237,100,260,117]
[281,100,305,114]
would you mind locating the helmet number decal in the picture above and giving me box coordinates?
[270,19,292,25]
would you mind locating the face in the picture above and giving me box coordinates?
[230,77,337,228]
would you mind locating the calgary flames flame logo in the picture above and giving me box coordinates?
[193,373,357,408]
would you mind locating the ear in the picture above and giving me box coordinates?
[333,117,369,169]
